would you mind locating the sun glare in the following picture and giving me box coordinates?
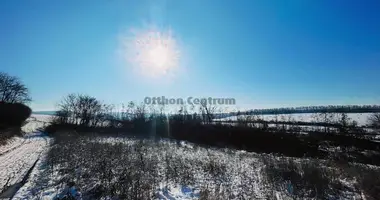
[122,27,180,78]
[149,45,169,68]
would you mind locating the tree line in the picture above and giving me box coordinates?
[227,105,380,116]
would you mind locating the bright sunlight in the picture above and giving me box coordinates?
[149,45,169,69]
[122,27,181,78]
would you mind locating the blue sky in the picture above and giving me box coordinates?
[1,0,380,111]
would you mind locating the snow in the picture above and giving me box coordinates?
[216,113,372,126]
[0,133,48,189]
[12,155,59,200]
[0,115,51,199]
[13,139,269,199]
[12,135,378,199]
[22,114,52,133]
[0,137,25,156]
[4,114,380,199]
[157,185,200,200]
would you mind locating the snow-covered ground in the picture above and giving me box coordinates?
[4,114,379,199]
[22,114,52,133]
[11,136,379,200]
[0,115,51,199]
[216,113,372,126]
[13,138,268,199]
[0,137,25,156]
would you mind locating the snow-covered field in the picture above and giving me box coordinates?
[12,135,380,200]
[216,113,372,126]
[1,114,379,199]
[0,115,51,199]
[11,138,276,199]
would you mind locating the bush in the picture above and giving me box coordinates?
[49,94,115,130]
[0,102,31,129]
[358,168,380,200]
[263,157,342,199]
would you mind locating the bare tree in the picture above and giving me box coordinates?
[76,95,103,126]
[338,113,350,134]
[0,72,31,104]
[118,101,149,131]
[55,93,107,127]
[317,112,336,133]
[368,113,380,133]
[199,101,217,124]
[124,101,147,122]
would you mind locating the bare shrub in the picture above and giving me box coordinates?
[46,94,115,134]
[43,134,271,199]
[263,157,343,199]
[199,101,217,124]
[357,167,380,200]
[368,113,380,133]
[47,135,160,199]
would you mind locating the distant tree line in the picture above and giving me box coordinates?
[218,105,380,117]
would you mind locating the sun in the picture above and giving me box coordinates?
[122,27,181,78]
[149,45,169,69]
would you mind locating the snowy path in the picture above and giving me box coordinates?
[0,137,26,156]
[0,116,51,199]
